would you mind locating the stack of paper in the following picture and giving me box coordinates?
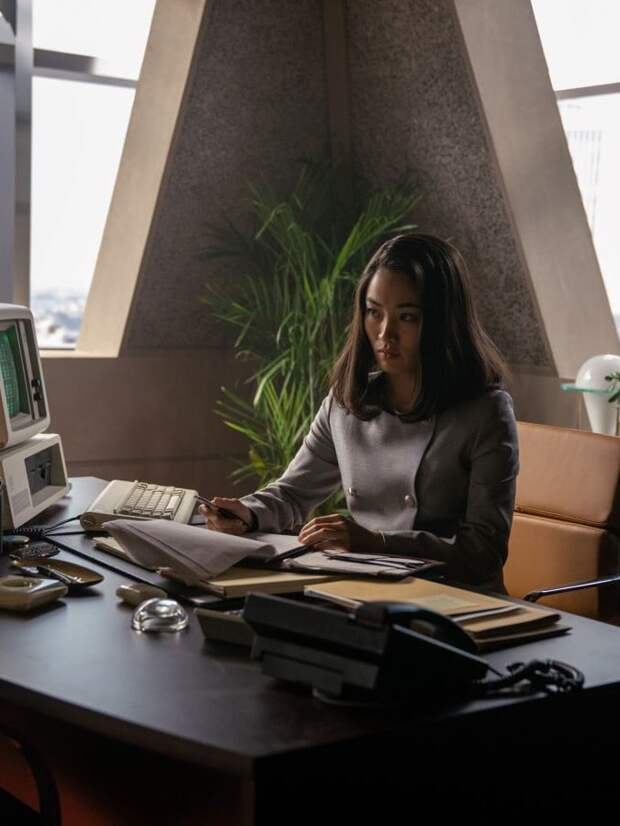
[98,520,441,584]
[103,519,303,585]
[304,579,569,650]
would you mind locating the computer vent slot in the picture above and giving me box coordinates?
[11,488,31,515]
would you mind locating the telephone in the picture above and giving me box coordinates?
[242,593,490,703]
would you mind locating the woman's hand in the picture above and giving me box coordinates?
[199,497,253,535]
[298,514,384,554]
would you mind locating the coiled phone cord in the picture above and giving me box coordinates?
[314,659,585,708]
[3,514,85,542]
[473,658,585,698]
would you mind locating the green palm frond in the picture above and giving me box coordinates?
[202,161,420,509]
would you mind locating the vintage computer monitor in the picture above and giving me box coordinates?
[0,304,69,529]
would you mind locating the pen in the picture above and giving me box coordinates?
[197,496,252,528]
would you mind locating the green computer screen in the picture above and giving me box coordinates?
[0,325,29,419]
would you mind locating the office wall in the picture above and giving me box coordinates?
[43,350,250,495]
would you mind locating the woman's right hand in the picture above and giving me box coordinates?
[199,497,253,535]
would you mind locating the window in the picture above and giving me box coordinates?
[30,0,156,348]
[532,0,620,335]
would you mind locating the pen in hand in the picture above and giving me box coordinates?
[197,496,253,530]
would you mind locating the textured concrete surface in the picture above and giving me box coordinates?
[125,0,551,368]
[346,0,552,368]
[125,0,328,350]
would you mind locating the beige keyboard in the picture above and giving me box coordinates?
[80,479,198,531]
[116,481,186,518]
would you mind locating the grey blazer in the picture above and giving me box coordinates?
[239,387,519,591]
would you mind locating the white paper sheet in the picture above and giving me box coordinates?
[103,520,302,584]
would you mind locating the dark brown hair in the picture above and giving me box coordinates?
[331,233,506,420]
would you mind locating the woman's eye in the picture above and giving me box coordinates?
[365,307,380,318]
[401,313,420,322]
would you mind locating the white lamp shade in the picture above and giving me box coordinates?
[575,354,620,435]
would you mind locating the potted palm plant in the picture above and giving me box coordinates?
[202,161,420,499]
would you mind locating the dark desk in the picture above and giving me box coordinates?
[2,478,620,824]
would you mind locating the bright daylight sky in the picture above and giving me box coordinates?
[30,0,155,296]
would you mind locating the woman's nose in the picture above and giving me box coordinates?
[379,316,397,340]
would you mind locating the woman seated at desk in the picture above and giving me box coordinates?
[202,233,519,592]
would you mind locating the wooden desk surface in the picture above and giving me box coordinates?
[2,478,620,817]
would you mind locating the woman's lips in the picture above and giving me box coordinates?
[377,349,400,359]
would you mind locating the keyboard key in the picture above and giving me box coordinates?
[116,482,184,519]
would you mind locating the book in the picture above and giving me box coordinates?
[304,578,567,648]
[181,567,335,597]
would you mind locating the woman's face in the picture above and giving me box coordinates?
[363,267,423,378]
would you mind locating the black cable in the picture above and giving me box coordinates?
[472,659,585,698]
[311,658,584,708]
[41,514,83,533]
[6,525,49,540]
[5,513,83,541]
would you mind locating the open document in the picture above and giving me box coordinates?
[103,519,303,585]
[101,519,443,584]
[281,550,443,578]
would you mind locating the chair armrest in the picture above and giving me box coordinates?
[524,574,620,603]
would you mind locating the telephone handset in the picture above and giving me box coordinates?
[355,600,478,652]
[243,593,490,703]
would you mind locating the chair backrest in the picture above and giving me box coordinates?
[504,422,620,619]
[514,421,620,531]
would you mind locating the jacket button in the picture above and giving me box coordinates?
[347,487,358,497]
[404,494,415,507]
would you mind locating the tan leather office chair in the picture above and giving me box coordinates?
[503,422,620,621]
